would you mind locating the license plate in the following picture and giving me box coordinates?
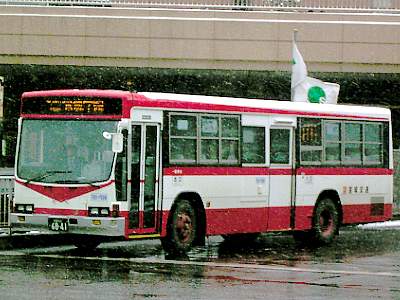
[48,218,69,232]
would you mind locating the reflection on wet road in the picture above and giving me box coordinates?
[1,227,400,299]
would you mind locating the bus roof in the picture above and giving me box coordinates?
[21,89,391,121]
[139,92,391,121]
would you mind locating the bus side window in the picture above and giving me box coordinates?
[270,128,290,165]
[299,118,322,165]
[169,114,197,163]
[115,129,128,202]
[343,122,362,164]
[242,126,265,164]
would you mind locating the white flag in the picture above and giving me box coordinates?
[291,38,340,104]
[292,77,340,104]
[291,41,307,90]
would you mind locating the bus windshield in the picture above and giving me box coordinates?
[17,119,118,184]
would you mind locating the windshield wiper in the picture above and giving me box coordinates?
[54,179,99,188]
[25,170,72,184]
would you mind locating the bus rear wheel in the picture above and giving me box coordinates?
[162,199,197,254]
[311,197,339,245]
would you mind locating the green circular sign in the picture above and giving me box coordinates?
[308,86,326,103]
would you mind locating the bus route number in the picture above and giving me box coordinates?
[48,218,69,232]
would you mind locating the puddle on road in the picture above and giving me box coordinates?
[2,227,400,273]
[185,228,400,267]
[1,228,400,300]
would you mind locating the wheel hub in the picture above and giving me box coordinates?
[319,209,334,238]
[176,212,193,243]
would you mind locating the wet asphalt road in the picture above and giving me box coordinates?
[0,227,400,300]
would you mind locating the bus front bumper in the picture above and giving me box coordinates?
[10,213,126,237]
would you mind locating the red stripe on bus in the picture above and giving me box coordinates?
[163,167,391,176]
[15,179,114,202]
[34,208,130,217]
[164,167,267,176]
[205,207,269,235]
[203,203,392,235]
[22,89,130,98]
[270,169,293,175]
[342,203,392,224]
[293,206,314,230]
[163,167,292,176]
[33,203,392,236]
[296,167,393,176]
[35,208,87,216]
[130,96,390,121]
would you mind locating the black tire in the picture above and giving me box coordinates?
[311,197,339,245]
[162,200,197,254]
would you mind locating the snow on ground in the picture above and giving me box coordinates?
[358,220,400,230]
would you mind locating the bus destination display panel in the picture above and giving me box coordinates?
[22,97,122,115]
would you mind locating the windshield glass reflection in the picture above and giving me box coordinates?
[17,119,118,183]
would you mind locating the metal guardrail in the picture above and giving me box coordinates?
[393,149,400,212]
[0,176,13,229]
[0,0,399,11]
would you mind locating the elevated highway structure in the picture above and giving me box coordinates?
[0,4,400,73]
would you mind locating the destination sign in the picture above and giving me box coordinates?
[46,99,105,114]
[21,96,122,115]
[301,125,319,144]
[300,119,321,146]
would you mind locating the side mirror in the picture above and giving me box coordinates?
[112,133,123,153]
[103,132,123,153]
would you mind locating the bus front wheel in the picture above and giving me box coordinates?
[311,197,339,245]
[162,199,197,254]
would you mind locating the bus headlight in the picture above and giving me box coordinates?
[100,208,109,216]
[88,207,109,217]
[14,204,34,214]
[15,204,25,213]
[88,207,99,216]
[25,204,34,213]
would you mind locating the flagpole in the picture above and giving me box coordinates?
[291,29,298,101]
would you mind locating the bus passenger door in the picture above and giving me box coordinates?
[268,122,295,231]
[128,123,161,234]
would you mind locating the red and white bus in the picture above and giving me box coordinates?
[11,89,393,252]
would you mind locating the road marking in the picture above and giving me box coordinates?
[19,253,400,278]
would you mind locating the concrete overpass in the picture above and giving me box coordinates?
[1,5,400,73]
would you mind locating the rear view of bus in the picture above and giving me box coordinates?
[11,90,127,248]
